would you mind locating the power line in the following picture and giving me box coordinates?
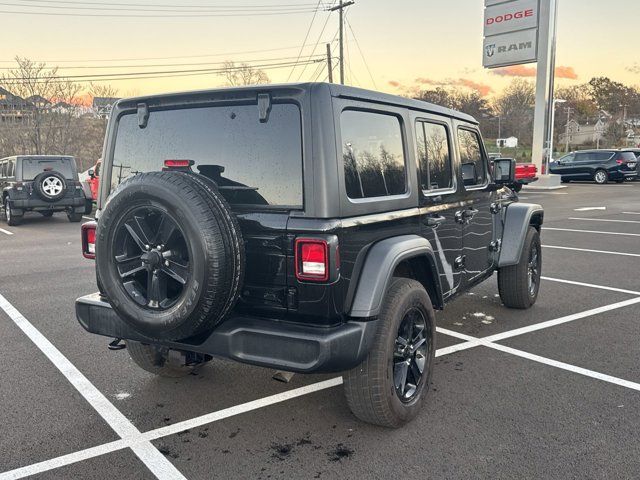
[286,0,323,82]
[295,5,334,82]
[0,54,325,71]
[345,17,377,89]
[0,59,325,84]
[0,7,321,17]
[0,0,323,12]
[0,42,336,64]
[14,0,325,8]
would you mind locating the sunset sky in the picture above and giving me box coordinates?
[1,0,639,98]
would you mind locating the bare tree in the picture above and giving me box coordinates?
[220,61,270,86]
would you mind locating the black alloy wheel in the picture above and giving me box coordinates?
[113,205,191,310]
[393,307,430,402]
[527,246,540,297]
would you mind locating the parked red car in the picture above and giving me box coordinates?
[513,163,538,191]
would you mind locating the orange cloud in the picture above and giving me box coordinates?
[458,79,492,97]
[491,65,578,80]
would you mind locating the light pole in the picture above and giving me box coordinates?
[548,98,566,168]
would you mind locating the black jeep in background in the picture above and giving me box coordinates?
[76,83,543,427]
[1,155,86,225]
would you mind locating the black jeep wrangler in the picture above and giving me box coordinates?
[76,83,543,427]
[1,155,86,225]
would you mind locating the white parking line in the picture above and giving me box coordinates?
[0,227,13,236]
[568,217,640,225]
[541,276,640,296]
[543,245,640,258]
[521,191,568,195]
[622,212,640,215]
[82,216,94,221]
[3,278,640,479]
[0,294,187,480]
[543,227,640,237]
[438,328,640,393]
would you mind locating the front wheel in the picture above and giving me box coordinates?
[126,341,211,378]
[344,278,435,428]
[498,226,542,309]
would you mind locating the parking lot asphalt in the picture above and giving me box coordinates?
[1,181,639,479]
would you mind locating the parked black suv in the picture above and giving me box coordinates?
[549,149,638,184]
[76,83,544,427]
[1,155,86,225]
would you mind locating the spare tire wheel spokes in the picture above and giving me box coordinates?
[161,258,189,285]
[124,214,155,251]
[117,206,190,311]
[115,253,145,278]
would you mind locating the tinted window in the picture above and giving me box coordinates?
[577,151,613,162]
[341,110,406,199]
[0,162,5,178]
[458,129,486,187]
[111,103,303,207]
[416,121,453,190]
[557,153,574,163]
[618,152,637,162]
[21,158,75,180]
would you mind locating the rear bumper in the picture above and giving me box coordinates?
[76,293,378,373]
[12,195,85,210]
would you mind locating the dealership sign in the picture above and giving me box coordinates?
[483,0,540,68]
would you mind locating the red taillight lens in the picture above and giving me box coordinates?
[81,221,97,259]
[295,239,329,282]
[164,159,194,168]
[616,159,624,165]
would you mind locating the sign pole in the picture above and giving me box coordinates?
[531,0,559,176]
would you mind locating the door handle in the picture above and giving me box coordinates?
[426,215,446,227]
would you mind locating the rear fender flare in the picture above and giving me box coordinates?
[348,235,442,318]
[498,203,544,267]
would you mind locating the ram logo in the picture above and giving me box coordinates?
[485,44,496,57]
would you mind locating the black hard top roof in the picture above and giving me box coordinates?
[116,82,478,125]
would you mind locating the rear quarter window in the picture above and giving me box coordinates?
[340,109,406,200]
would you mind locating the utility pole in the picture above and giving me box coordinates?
[564,106,573,153]
[328,0,354,85]
[326,43,333,83]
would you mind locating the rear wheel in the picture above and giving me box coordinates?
[67,212,83,222]
[498,226,542,309]
[3,197,22,226]
[126,341,210,377]
[594,169,608,184]
[344,278,435,428]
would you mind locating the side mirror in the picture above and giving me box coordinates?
[493,158,516,185]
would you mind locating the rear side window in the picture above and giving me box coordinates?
[341,110,406,199]
[458,129,487,187]
[7,160,14,177]
[618,152,637,162]
[416,121,453,191]
[111,103,303,208]
[21,158,75,180]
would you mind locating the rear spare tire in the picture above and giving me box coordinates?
[33,171,67,202]
[95,171,244,341]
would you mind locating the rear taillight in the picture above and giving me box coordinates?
[295,238,329,282]
[81,221,97,259]
[616,159,624,165]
